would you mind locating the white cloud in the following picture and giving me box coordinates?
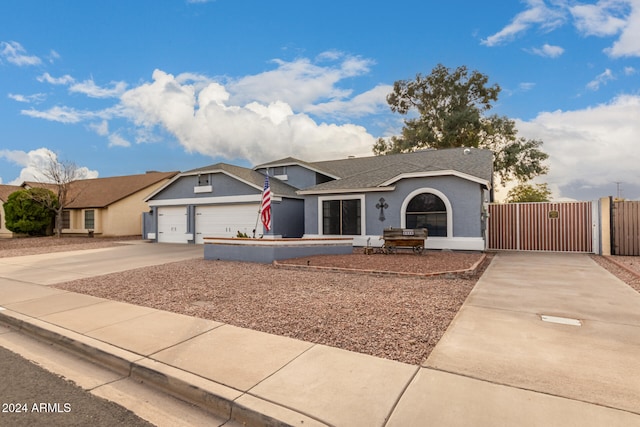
[8,93,46,103]
[530,43,564,57]
[519,82,536,91]
[605,0,640,57]
[570,1,629,36]
[586,68,615,90]
[481,0,567,46]
[0,41,41,66]
[119,68,375,164]
[69,79,127,98]
[108,134,131,147]
[228,53,374,111]
[89,120,109,136]
[483,1,640,58]
[20,53,386,164]
[516,94,640,199]
[21,106,91,124]
[37,72,75,85]
[0,148,99,184]
[304,84,392,118]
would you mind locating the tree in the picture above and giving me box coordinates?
[4,188,58,235]
[37,151,84,237]
[506,182,552,203]
[374,64,549,184]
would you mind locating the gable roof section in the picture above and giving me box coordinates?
[298,148,493,194]
[253,157,341,180]
[146,163,300,201]
[0,185,22,202]
[26,171,178,208]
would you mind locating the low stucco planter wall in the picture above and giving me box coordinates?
[203,237,354,264]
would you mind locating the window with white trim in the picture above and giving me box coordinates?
[405,193,447,236]
[322,198,361,235]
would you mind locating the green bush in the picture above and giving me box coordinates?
[4,188,58,235]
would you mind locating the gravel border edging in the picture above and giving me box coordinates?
[273,252,489,278]
[603,255,640,280]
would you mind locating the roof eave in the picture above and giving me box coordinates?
[380,170,491,189]
[297,186,396,195]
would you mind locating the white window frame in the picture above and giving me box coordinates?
[400,188,453,237]
[317,194,366,236]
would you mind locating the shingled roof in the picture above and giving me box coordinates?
[25,171,178,208]
[0,185,22,202]
[298,147,493,193]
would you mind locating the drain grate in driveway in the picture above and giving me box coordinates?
[540,315,582,326]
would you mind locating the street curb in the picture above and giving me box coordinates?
[0,309,319,427]
[273,252,489,279]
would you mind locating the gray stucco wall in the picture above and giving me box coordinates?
[272,198,304,237]
[255,165,319,190]
[152,173,259,200]
[304,176,485,237]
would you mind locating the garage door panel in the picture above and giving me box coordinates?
[158,207,188,243]
[195,204,259,243]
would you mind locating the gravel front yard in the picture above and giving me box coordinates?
[55,252,488,365]
[0,237,487,365]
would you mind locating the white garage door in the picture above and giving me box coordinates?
[195,204,260,243]
[157,206,188,243]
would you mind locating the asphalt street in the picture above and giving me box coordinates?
[0,345,154,427]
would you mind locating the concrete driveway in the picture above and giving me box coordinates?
[0,242,203,286]
[389,251,640,425]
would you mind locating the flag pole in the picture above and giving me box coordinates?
[253,185,265,238]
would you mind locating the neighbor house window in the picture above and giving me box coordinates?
[198,174,210,186]
[322,198,361,235]
[61,210,71,229]
[84,210,95,229]
[405,193,447,237]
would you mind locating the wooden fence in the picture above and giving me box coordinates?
[487,202,594,253]
[612,201,640,256]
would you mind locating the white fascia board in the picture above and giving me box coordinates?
[297,186,395,195]
[148,194,282,207]
[380,170,491,189]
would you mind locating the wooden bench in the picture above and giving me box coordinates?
[382,228,428,255]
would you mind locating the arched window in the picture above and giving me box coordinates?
[405,193,447,237]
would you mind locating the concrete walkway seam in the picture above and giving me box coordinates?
[0,310,317,427]
[421,364,640,418]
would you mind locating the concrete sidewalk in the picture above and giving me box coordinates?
[1,248,639,426]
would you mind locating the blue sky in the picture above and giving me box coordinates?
[1,0,639,200]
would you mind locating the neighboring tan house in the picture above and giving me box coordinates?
[145,148,493,250]
[0,184,23,238]
[25,171,178,237]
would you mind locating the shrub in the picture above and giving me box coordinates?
[4,188,58,235]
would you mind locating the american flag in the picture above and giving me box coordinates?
[260,175,271,231]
